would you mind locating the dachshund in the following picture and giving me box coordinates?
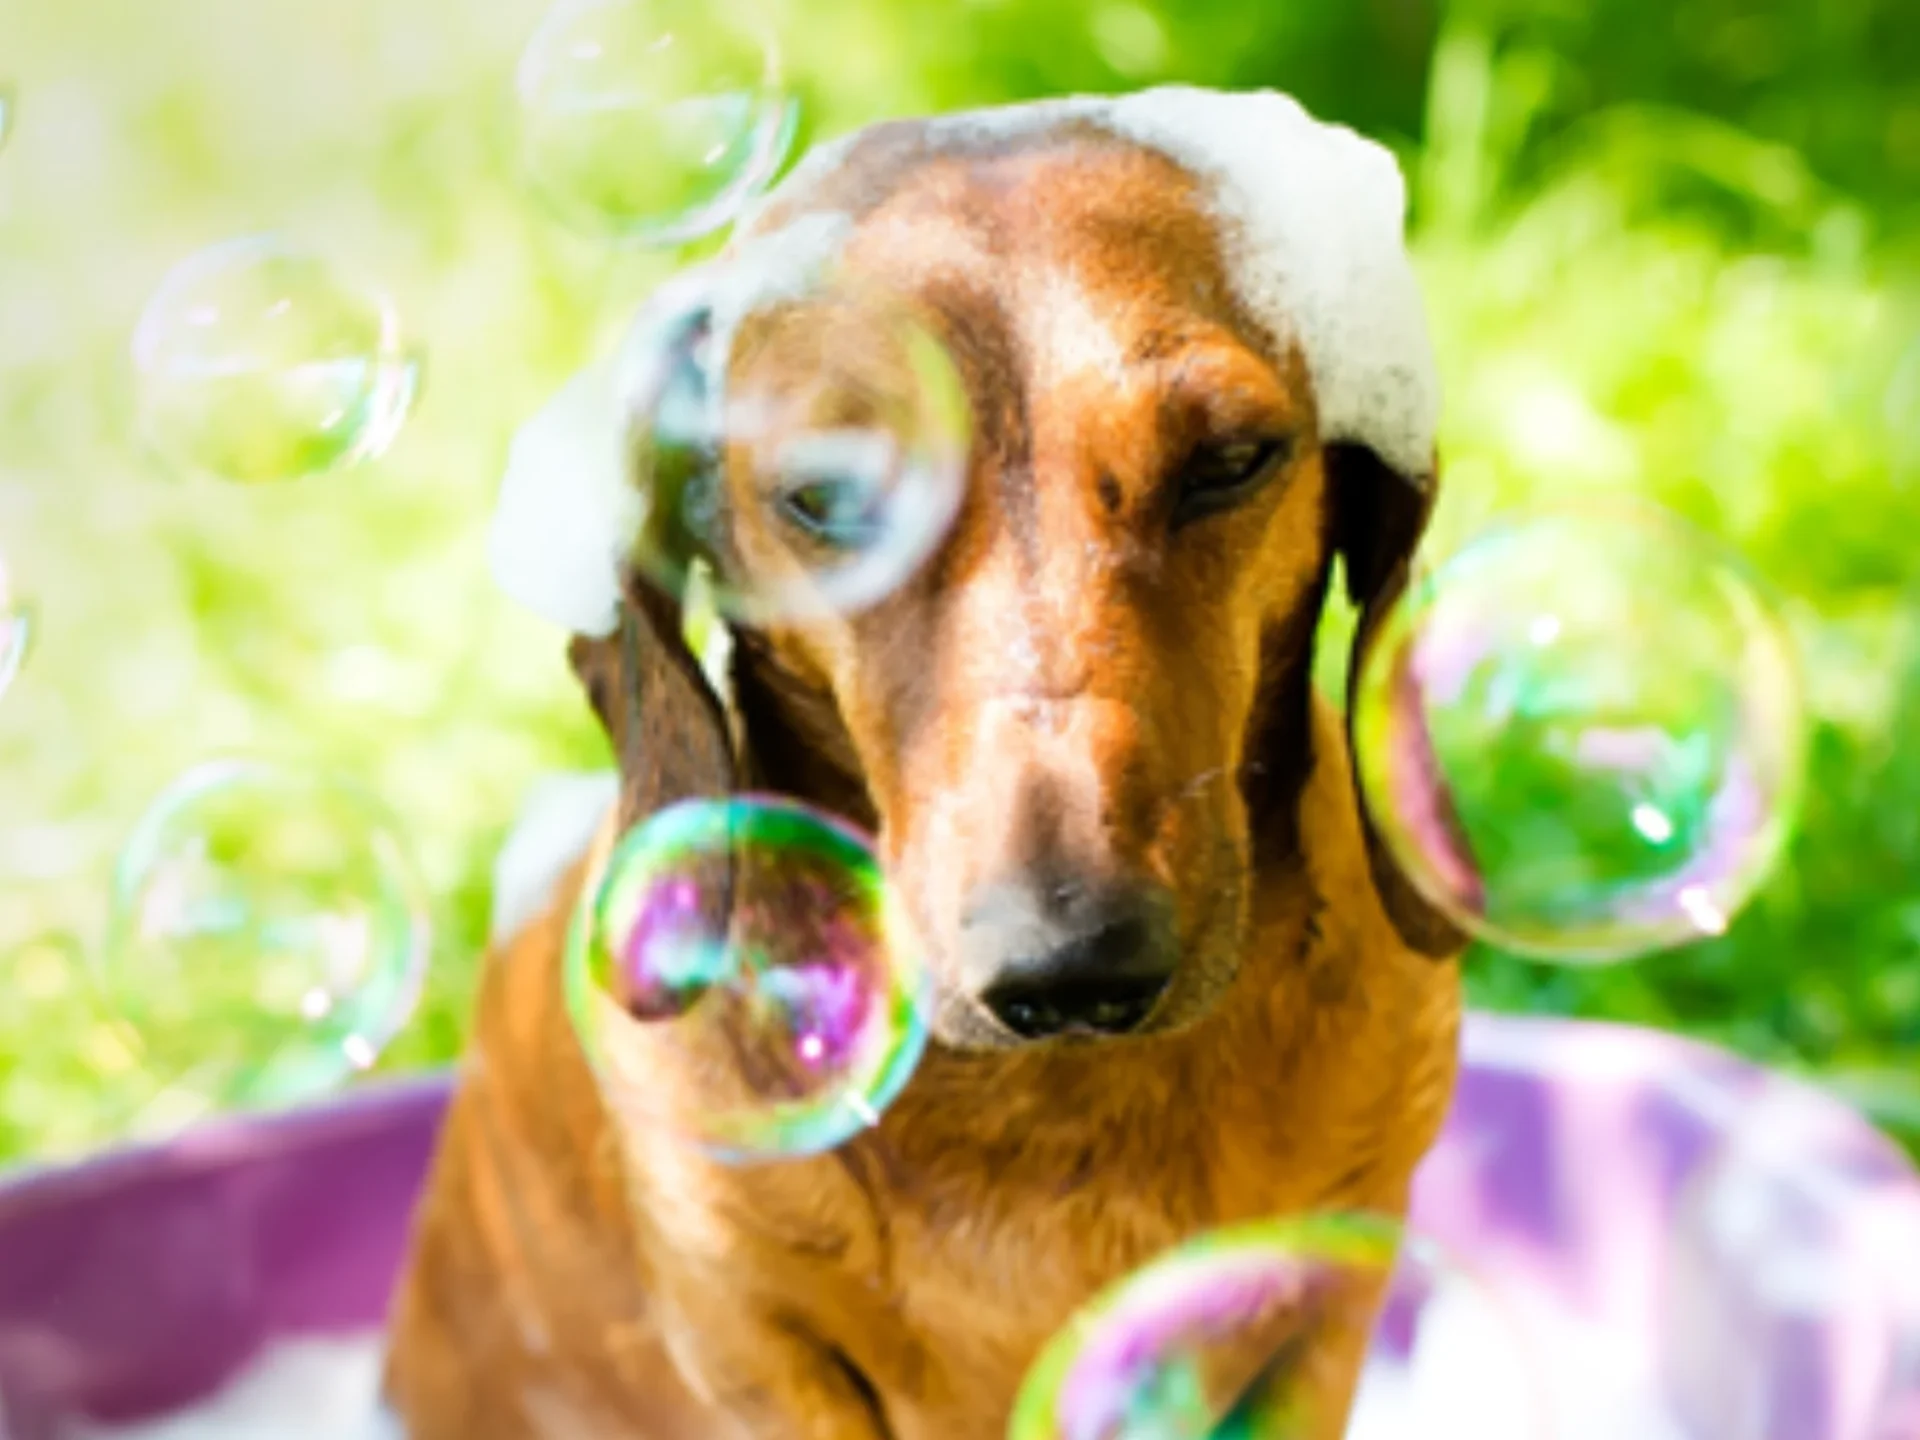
[384,86,1465,1440]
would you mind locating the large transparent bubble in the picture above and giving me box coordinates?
[1352,504,1805,963]
[516,0,798,246]
[619,252,972,623]
[565,795,931,1163]
[102,759,431,1113]
[131,236,420,485]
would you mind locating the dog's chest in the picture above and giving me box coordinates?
[809,981,1454,1437]
[803,1071,1290,1437]
[864,1164,1208,1438]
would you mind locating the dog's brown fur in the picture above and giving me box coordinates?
[387,118,1463,1439]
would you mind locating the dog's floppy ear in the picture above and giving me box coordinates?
[568,577,736,827]
[1328,441,1467,958]
[539,268,744,827]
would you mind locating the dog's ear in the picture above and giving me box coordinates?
[568,577,736,827]
[567,270,748,824]
[1327,441,1467,958]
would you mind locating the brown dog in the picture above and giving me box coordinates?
[386,87,1464,1439]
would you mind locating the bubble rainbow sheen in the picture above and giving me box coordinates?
[621,262,972,625]
[1009,1214,1402,1440]
[565,795,931,1163]
[1352,503,1806,964]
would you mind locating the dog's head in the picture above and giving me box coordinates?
[495,88,1457,1055]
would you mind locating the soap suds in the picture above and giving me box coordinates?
[487,361,636,639]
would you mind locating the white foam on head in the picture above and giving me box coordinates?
[490,219,852,637]
[1099,87,1439,479]
[488,362,635,638]
[773,87,1440,477]
[488,87,1438,634]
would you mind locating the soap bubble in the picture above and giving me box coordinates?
[516,0,798,246]
[1348,1235,1548,1440]
[0,545,31,703]
[103,759,430,1110]
[565,795,930,1163]
[621,256,971,622]
[132,236,420,484]
[1663,1090,1920,1440]
[0,85,14,152]
[1352,504,1805,963]
[1009,1215,1400,1440]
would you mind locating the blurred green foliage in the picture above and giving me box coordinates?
[0,0,1915,1165]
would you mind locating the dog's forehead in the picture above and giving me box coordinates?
[737,87,1439,477]
[486,88,1439,639]
[743,133,1248,381]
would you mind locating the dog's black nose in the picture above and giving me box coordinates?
[964,883,1178,1039]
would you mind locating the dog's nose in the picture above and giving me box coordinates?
[964,883,1178,1039]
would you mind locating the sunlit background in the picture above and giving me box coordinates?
[1,0,1917,1173]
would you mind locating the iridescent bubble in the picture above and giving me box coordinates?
[516,0,798,246]
[1348,1234,1548,1440]
[103,759,431,1109]
[565,795,930,1163]
[1009,1215,1401,1440]
[620,254,971,622]
[0,85,15,153]
[131,236,420,484]
[1352,503,1805,963]
[1662,1090,1920,1440]
[0,544,32,703]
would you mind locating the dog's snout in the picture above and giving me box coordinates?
[964,883,1178,1040]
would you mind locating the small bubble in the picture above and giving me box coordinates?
[104,758,431,1109]
[132,236,419,484]
[566,795,930,1163]
[516,0,798,246]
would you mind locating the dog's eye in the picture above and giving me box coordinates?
[770,429,898,551]
[1172,438,1291,525]
[778,478,884,549]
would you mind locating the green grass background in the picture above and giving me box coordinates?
[0,0,1916,1164]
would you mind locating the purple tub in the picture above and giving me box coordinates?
[1,1014,1916,1438]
